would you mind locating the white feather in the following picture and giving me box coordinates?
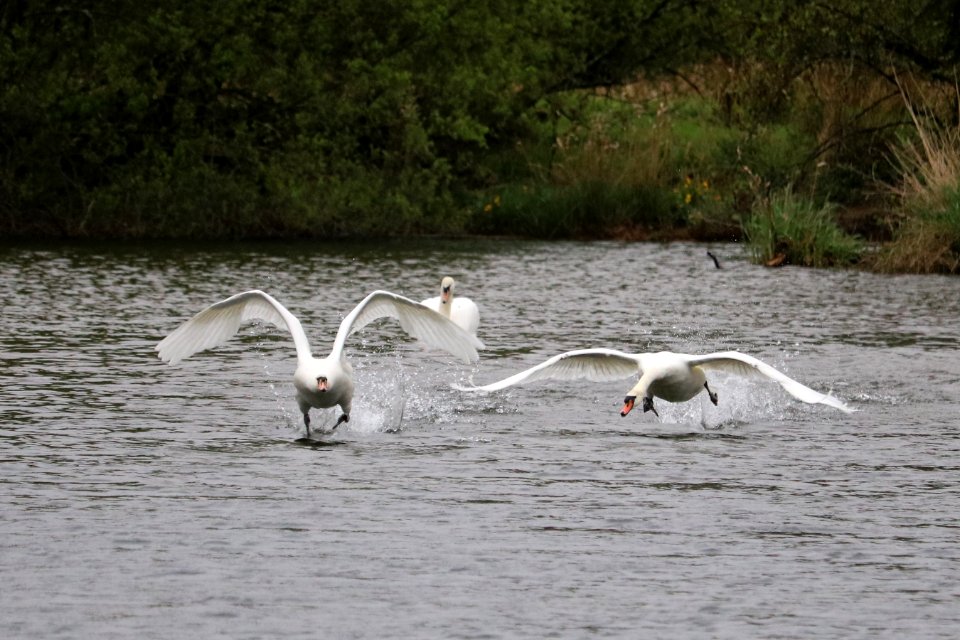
[156,290,309,365]
[686,351,853,412]
[156,289,483,434]
[459,348,854,415]
[455,348,641,392]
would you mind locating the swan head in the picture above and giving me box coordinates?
[620,395,658,417]
[440,276,455,305]
[295,359,350,400]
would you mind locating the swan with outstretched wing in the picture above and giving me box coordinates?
[456,348,853,418]
[157,290,484,436]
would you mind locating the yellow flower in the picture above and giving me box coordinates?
[701,180,710,190]
[684,193,692,204]
[483,203,493,213]
[493,195,501,206]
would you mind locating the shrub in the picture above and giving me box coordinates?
[743,188,863,267]
[870,79,960,273]
[871,186,960,274]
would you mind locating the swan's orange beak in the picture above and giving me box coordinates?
[441,287,451,304]
[621,396,635,417]
[317,378,328,392]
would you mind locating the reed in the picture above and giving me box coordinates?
[870,78,960,274]
[743,187,862,268]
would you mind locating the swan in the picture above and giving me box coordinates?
[421,277,480,335]
[455,348,853,418]
[156,289,484,436]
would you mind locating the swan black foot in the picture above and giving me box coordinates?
[642,397,659,417]
[704,382,718,406]
[301,412,347,438]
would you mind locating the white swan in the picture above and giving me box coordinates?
[456,348,853,418]
[421,276,480,335]
[156,289,484,436]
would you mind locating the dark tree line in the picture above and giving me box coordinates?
[1,0,956,238]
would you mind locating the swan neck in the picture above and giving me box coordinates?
[627,376,650,400]
[438,297,452,317]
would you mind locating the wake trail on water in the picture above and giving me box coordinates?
[256,343,483,437]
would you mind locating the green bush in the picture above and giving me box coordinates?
[871,186,960,274]
[743,188,863,267]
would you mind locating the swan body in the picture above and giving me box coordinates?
[456,348,853,418]
[157,289,484,435]
[421,276,480,335]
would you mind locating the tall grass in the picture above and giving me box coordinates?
[467,63,935,248]
[871,79,960,274]
[870,194,960,273]
[467,93,739,239]
[743,188,862,267]
[791,63,905,201]
[550,122,671,189]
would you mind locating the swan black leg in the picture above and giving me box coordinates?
[332,413,349,431]
[303,411,311,437]
[642,397,659,417]
[704,381,719,406]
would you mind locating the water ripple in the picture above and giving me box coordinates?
[1,241,959,639]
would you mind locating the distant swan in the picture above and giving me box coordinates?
[456,348,853,418]
[421,276,480,335]
[157,290,484,436]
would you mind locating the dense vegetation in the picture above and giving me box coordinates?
[2,1,959,271]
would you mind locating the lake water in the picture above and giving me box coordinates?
[2,240,959,639]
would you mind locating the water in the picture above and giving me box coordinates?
[2,240,959,639]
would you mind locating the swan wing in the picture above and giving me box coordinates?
[418,296,480,335]
[156,290,312,365]
[332,290,484,363]
[420,296,441,311]
[456,348,642,392]
[687,351,854,412]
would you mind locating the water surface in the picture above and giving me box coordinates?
[2,240,959,638]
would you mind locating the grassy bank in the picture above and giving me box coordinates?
[864,81,960,274]
[742,189,862,268]
[462,64,959,274]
